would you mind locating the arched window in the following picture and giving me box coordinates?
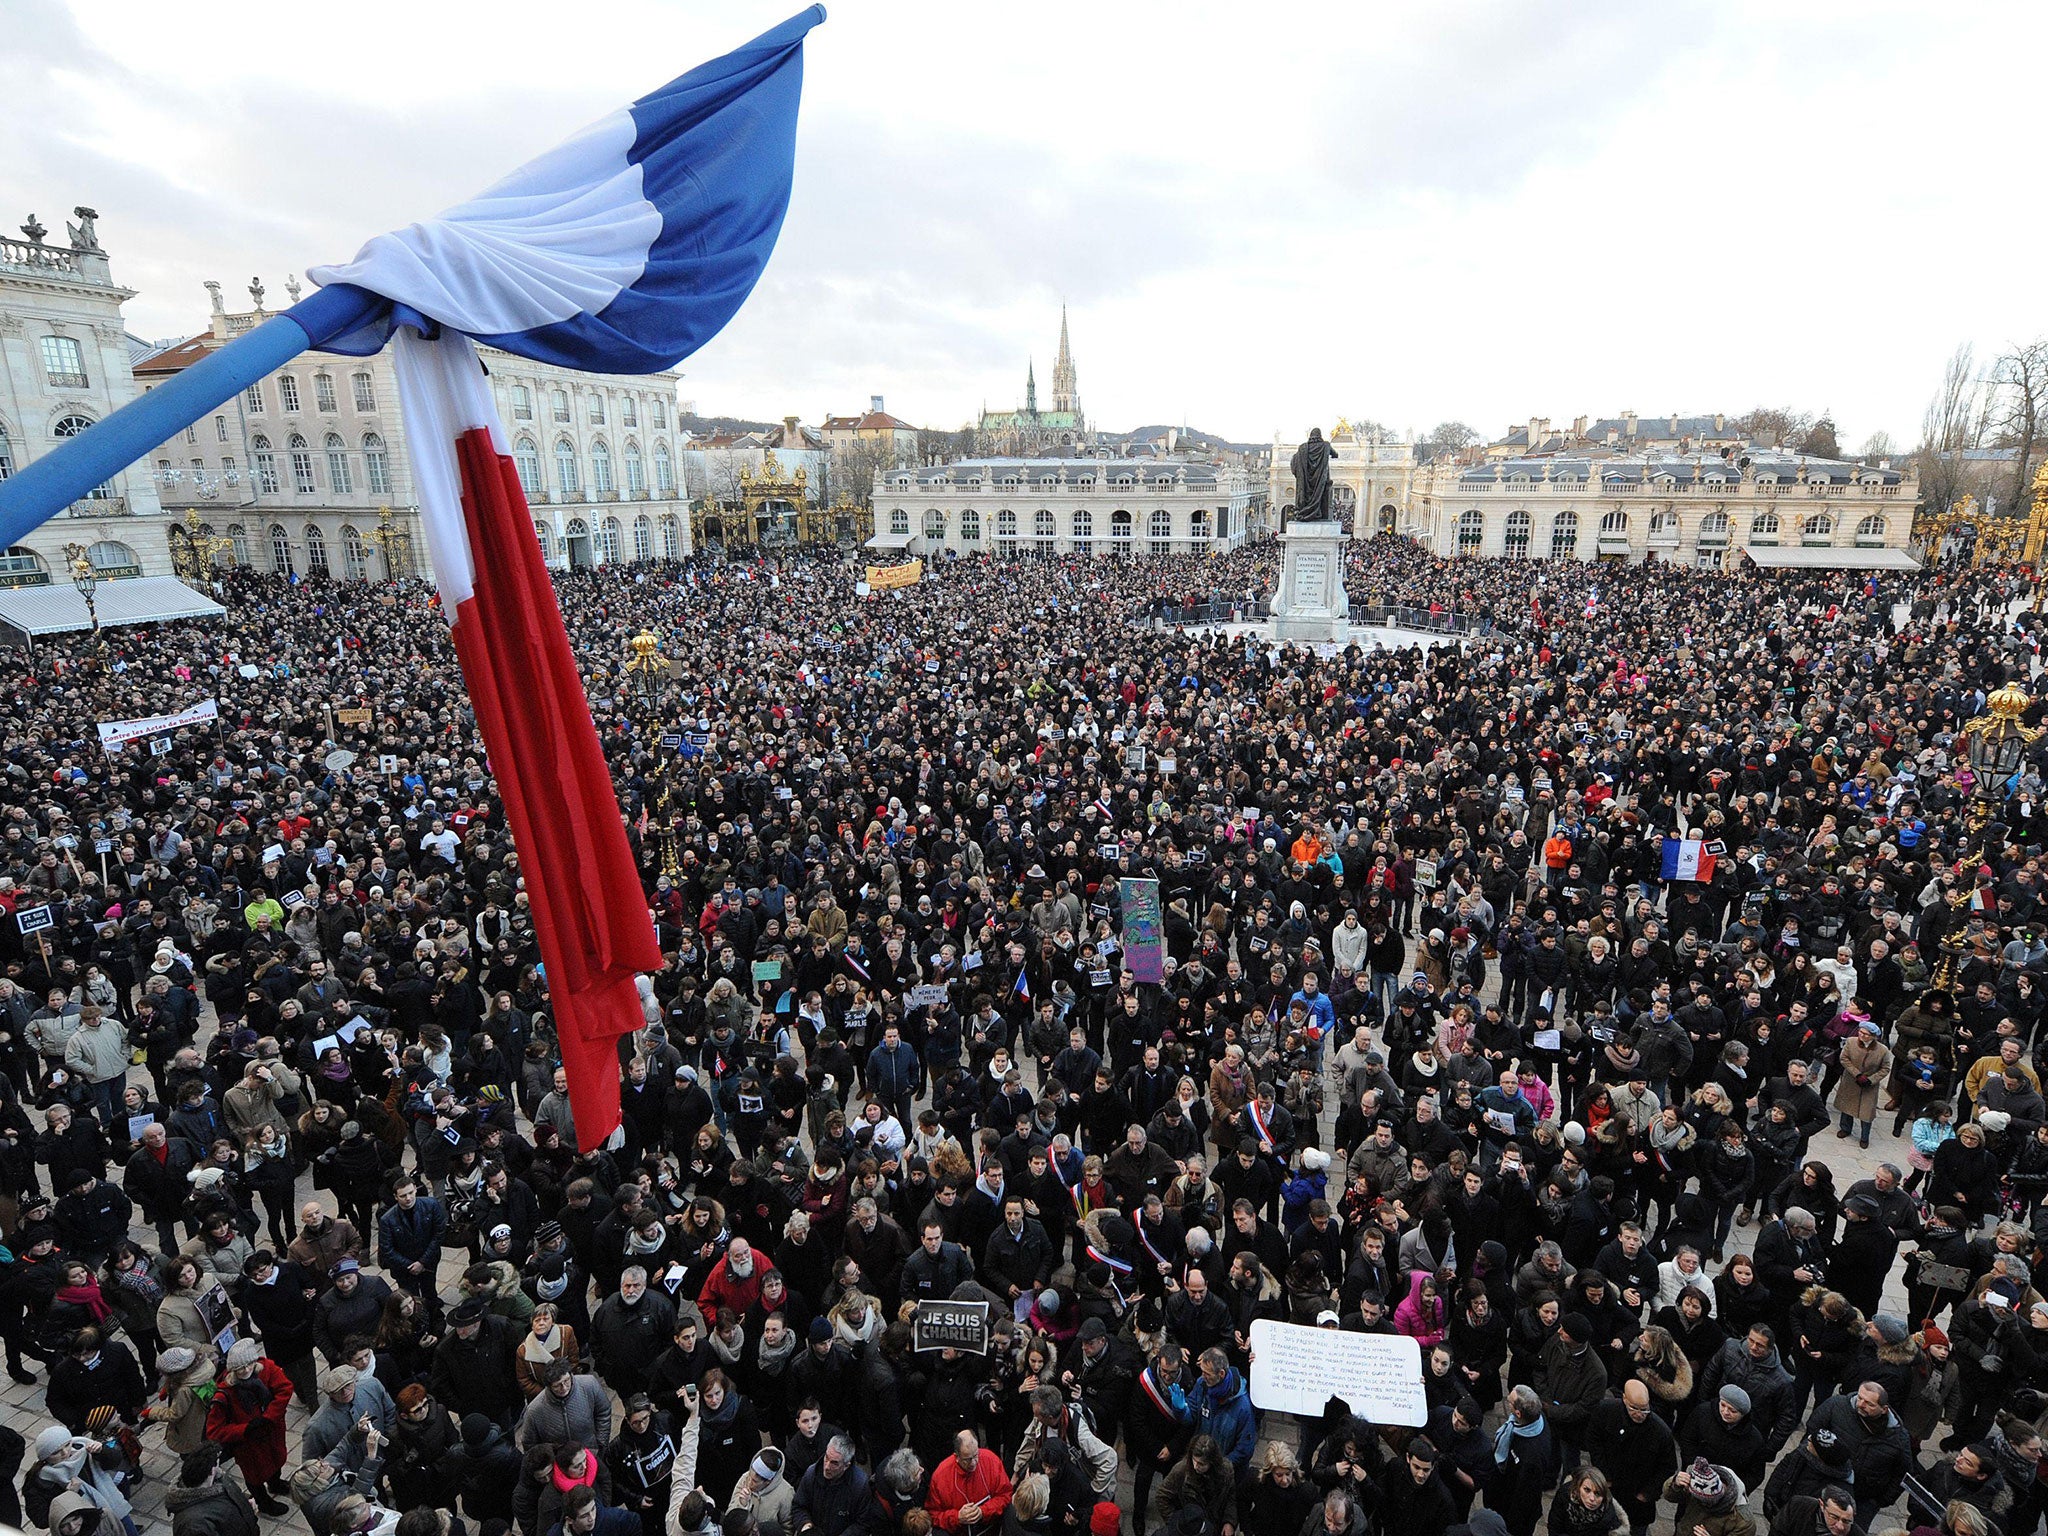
[1072,508,1093,555]
[624,442,645,495]
[633,514,653,562]
[996,508,1018,553]
[1550,510,1579,560]
[1699,511,1730,546]
[1504,509,1531,558]
[1649,509,1679,544]
[1802,512,1834,545]
[1457,508,1484,553]
[269,524,293,573]
[287,433,316,493]
[890,507,910,535]
[1191,508,1210,543]
[252,435,279,495]
[52,414,94,439]
[959,507,981,543]
[599,516,622,563]
[590,439,614,495]
[305,523,330,576]
[1856,513,1887,546]
[654,443,674,495]
[513,438,542,498]
[228,525,249,565]
[363,433,390,496]
[1035,508,1057,554]
[1148,509,1172,554]
[534,521,557,563]
[351,372,376,412]
[324,433,352,494]
[1599,509,1627,534]
[923,509,945,541]
[660,515,682,559]
[313,374,337,412]
[86,541,138,575]
[1751,510,1780,544]
[555,439,580,496]
[341,524,368,580]
[1111,509,1133,557]
[0,423,13,482]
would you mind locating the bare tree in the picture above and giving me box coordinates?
[1735,407,1814,449]
[1347,419,1399,446]
[1417,421,1479,463]
[1991,340,2048,514]
[1860,430,1895,464]
[916,427,974,466]
[1915,343,1986,515]
[828,436,899,509]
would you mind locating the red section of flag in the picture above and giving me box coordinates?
[449,428,660,1150]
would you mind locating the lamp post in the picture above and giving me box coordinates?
[1934,682,2040,987]
[624,630,683,880]
[174,507,232,581]
[368,506,408,582]
[62,541,102,660]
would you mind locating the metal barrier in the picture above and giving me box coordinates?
[1151,599,1494,635]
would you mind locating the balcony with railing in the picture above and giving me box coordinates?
[0,236,80,275]
[66,495,127,517]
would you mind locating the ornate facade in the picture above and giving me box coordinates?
[134,281,694,579]
[1408,451,1918,568]
[871,457,1252,559]
[0,208,173,587]
[1267,422,1416,539]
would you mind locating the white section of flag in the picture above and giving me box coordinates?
[387,328,507,613]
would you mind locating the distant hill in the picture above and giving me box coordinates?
[1101,423,1261,454]
[678,412,779,437]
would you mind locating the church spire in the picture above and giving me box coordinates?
[1025,358,1037,415]
[1051,305,1078,420]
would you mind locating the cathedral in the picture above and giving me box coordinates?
[976,308,1091,455]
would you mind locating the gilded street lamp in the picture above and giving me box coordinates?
[63,541,102,656]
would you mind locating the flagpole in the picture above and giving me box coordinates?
[0,282,383,553]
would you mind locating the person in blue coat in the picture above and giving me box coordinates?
[376,1174,446,1309]
[1187,1346,1256,1480]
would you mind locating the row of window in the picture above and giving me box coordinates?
[890,472,1173,491]
[234,433,391,497]
[533,513,686,565]
[1454,507,1891,556]
[883,506,1223,549]
[507,383,667,431]
[244,372,377,416]
[511,437,675,499]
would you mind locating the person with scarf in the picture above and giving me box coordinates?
[1491,1384,1560,1536]
[689,1365,763,1507]
[27,1426,134,1536]
[204,1338,292,1515]
[144,1345,219,1460]
[512,1301,580,1401]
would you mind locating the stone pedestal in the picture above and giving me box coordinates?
[1270,523,1350,642]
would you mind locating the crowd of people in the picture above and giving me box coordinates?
[0,533,2042,1536]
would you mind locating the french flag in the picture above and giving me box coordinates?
[309,9,824,1149]
[1660,836,1716,883]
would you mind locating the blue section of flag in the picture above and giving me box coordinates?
[1013,969,1030,1000]
[1660,838,1682,881]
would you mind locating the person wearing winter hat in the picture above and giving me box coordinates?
[730,1445,793,1534]
[1663,1457,1749,1536]
[207,1338,294,1514]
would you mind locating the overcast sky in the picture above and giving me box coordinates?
[5,1,2042,447]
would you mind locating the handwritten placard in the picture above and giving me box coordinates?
[1247,1319,1427,1425]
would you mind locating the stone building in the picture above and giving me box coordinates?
[869,456,1252,559]
[977,310,1090,456]
[1267,422,1416,538]
[1407,450,1919,568]
[0,208,173,586]
[138,280,694,578]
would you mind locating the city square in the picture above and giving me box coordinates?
[3,7,2048,1536]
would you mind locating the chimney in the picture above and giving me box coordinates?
[1528,417,1542,447]
[783,415,799,445]
[1714,413,1726,433]
[1622,411,1638,438]
[869,395,884,415]
[1572,415,1587,440]
[1669,414,1679,435]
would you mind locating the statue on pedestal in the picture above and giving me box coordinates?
[1287,427,1336,525]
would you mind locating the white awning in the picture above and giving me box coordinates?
[1742,545,1922,570]
[865,530,914,551]
[0,576,227,639]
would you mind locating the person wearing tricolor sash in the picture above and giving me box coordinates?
[1123,1343,1192,1536]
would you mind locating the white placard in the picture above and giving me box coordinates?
[1247,1319,1427,1425]
[97,699,218,752]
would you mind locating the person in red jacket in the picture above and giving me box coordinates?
[204,1339,294,1515]
[927,1430,1014,1532]
[698,1237,766,1318]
